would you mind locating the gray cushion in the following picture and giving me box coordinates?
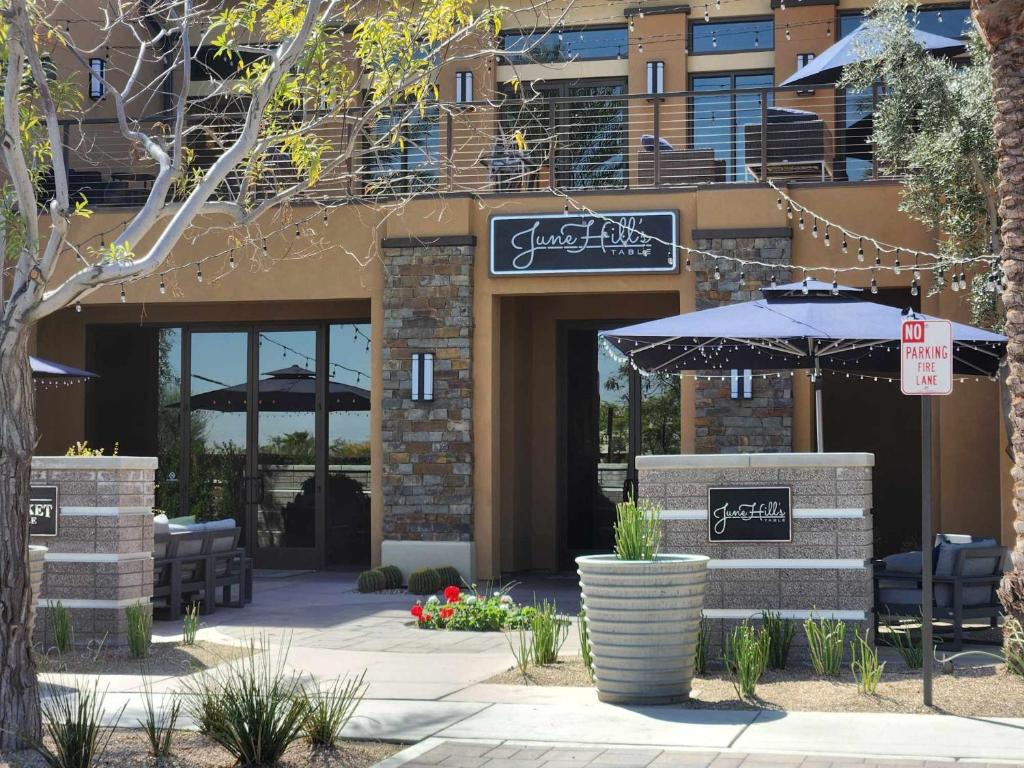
[882,550,923,574]
[934,538,999,607]
[878,587,922,608]
[168,523,190,533]
[153,513,169,537]
[205,518,237,531]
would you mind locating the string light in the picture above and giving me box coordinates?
[704,4,710,21]
[893,248,901,275]
[229,250,237,270]
[785,24,791,40]
[119,283,126,303]
[196,264,203,283]
[75,301,81,313]
[159,274,166,294]
[811,218,819,238]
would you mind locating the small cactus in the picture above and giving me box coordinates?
[407,567,441,596]
[435,565,462,590]
[379,565,403,590]
[356,569,386,593]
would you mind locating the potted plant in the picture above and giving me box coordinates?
[576,497,709,704]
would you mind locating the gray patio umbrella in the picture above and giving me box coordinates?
[780,26,966,87]
[183,365,370,412]
[30,355,98,384]
[601,280,1006,450]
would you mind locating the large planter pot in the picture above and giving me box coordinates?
[577,553,709,705]
[28,544,47,639]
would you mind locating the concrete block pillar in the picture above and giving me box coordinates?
[31,456,156,648]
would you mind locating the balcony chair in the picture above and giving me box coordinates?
[636,135,726,186]
[743,107,832,181]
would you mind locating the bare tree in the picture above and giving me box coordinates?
[0,0,574,747]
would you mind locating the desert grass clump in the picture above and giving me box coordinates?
[1005,616,1024,678]
[183,637,308,766]
[694,614,711,675]
[34,680,124,768]
[849,628,885,694]
[883,620,925,669]
[125,602,152,659]
[723,621,770,699]
[182,603,200,646]
[138,676,181,758]
[51,600,74,654]
[530,599,569,665]
[578,608,594,681]
[804,615,846,676]
[508,626,532,680]
[302,671,367,748]
[761,610,796,670]
[613,497,662,561]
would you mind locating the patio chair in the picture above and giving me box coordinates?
[636,136,726,186]
[743,106,832,181]
[152,530,208,620]
[874,534,1009,650]
[203,525,246,609]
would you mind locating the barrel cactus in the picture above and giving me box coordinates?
[435,565,462,590]
[379,565,403,590]
[357,569,386,593]
[407,567,441,596]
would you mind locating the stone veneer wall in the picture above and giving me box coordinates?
[639,452,874,662]
[380,236,475,578]
[692,229,793,453]
[31,456,156,648]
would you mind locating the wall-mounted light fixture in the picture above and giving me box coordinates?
[89,58,106,99]
[411,352,434,401]
[730,369,752,400]
[646,61,665,95]
[455,71,473,103]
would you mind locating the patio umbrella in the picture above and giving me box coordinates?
[30,355,98,383]
[780,26,966,87]
[600,280,1006,449]
[185,365,370,412]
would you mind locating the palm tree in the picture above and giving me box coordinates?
[972,0,1024,626]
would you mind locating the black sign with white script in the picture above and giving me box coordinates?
[29,485,59,537]
[489,211,678,275]
[708,486,791,543]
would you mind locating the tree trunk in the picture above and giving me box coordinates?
[0,329,42,749]
[973,0,1024,627]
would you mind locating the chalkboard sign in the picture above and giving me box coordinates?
[708,486,791,543]
[29,485,59,537]
[490,211,678,275]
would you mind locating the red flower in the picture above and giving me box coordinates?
[440,606,454,620]
[422,613,433,622]
[444,586,461,603]
[411,604,423,618]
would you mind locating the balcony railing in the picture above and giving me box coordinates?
[54,84,880,208]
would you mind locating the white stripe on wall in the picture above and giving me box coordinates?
[60,506,152,517]
[703,609,867,621]
[41,597,147,609]
[44,552,152,563]
[662,508,866,520]
[708,558,866,570]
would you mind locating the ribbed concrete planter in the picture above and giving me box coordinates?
[28,545,47,638]
[577,553,709,704]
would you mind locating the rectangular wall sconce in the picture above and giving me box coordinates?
[455,71,473,103]
[411,352,434,401]
[646,61,665,95]
[89,58,105,100]
[730,369,752,400]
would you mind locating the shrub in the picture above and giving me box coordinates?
[761,610,796,670]
[35,679,124,768]
[435,565,462,589]
[183,638,308,766]
[804,615,847,676]
[1005,616,1024,678]
[65,441,118,457]
[138,676,181,758]
[303,671,367,748]
[530,599,569,665]
[411,585,535,631]
[849,628,884,694]
[356,569,386,593]
[407,567,441,595]
[125,602,152,659]
[723,621,769,699]
[378,565,403,589]
[578,608,594,681]
[51,600,74,655]
[695,614,711,676]
[613,497,662,561]
[182,603,199,646]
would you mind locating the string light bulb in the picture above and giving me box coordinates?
[785,24,791,40]
[857,238,865,262]
[685,257,692,271]
[196,264,203,283]
[893,249,901,275]
[798,214,805,230]
[841,235,848,254]
[811,218,819,238]
[229,250,237,270]
[801,275,809,294]
[711,30,717,47]
[777,195,783,210]
[870,275,878,294]
[738,270,745,287]
[713,261,721,280]
[831,275,839,296]
[786,202,793,219]
[911,278,919,297]
[159,274,166,294]
[704,4,710,21]
[75,301,82,313]
[638,38,644,52]
[770,273,778,288]
[959,271,968,291]
[119,284,126,303]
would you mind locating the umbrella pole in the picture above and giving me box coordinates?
[812,349,824,453]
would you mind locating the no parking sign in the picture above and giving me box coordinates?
[900,318,953,396]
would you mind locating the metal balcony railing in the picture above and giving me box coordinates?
[52,84,881,208]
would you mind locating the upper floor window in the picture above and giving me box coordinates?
[500,26,628,65]
[689,19,774,54]
[840,6,971,39]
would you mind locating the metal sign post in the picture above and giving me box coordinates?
[900,317,953,708]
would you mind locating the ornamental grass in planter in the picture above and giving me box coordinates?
[576,497,709,705]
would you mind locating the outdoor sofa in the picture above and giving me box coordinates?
[153,514,251,620]
[636,135,725,186]
[743,106,832,181]
[873,533,1009,650]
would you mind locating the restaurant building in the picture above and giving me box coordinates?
[33,0,1011,579]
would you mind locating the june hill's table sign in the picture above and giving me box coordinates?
[29,485,59,537]
[708,486,791,543]
[490,211,678,275]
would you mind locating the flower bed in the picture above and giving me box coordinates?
[410,585,536,631]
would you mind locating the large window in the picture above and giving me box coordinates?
[689,19,774,54]
[500,27,628,65]
[840,6,971,38]
[363,105,440,193]
[690,72,774,182]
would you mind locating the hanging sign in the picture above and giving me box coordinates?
[708,486,792,543]
[29,485,59,537]
[489,211,678,275]
[900,318,953,396]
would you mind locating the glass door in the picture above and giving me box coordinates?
[253,328,322,569]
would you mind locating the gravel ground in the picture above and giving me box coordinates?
[35,640,249,676]
[0,732,401,768]
[487,657,1024,717]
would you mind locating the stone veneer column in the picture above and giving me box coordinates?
[379,236,475,581]
[692,228,794,453]
[31,456,156,648]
